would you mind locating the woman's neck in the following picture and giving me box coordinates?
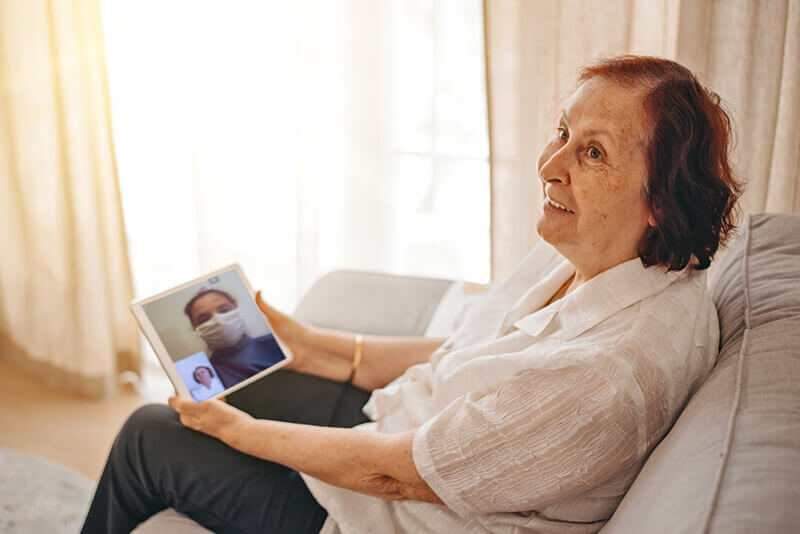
[545,272,576,306]
[566,247,640,285]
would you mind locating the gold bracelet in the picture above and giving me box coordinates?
[347,334,363,383]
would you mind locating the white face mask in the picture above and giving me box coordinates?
[195,309,247,350]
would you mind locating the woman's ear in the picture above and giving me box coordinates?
[647,214,657,227]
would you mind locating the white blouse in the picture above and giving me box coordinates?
[302,239,719,533]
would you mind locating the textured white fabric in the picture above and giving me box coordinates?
[302,239,719,533]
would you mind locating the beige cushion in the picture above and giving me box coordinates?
[602,213,800,533]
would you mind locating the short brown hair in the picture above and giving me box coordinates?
[579,55,743,271]
[183,289,238,327]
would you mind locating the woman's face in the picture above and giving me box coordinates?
[535,76,655,275]
[194,367,212,386]
[190,292,236,327]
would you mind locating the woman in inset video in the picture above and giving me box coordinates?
[188,365,225,403]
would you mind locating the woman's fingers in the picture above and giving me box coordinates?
[255,290,281,320]
[255,290,307,371]
[168,396,194,413]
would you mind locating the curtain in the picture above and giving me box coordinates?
[0,0,139,397]
[485,0,800,280]
[100,0,490,326]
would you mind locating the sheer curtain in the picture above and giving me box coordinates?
[0,0,139,397]
[101,0,490,345]
[485,0,800,279]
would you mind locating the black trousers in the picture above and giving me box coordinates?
[81,370,372,534]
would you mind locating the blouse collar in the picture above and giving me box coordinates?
[505,246,696,341]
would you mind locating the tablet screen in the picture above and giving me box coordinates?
[139,267,288,402]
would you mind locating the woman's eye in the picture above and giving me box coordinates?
[556,127,568,141]
[588,146,602,160]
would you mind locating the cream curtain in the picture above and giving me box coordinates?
[0,0,139,397]
[485,0,800,280]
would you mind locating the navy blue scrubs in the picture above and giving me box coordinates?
[209,333,285,389]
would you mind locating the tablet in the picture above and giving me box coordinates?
[131,264,293,403]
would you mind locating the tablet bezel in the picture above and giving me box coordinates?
[130,263,294,402]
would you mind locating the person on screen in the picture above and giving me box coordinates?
[189,365,225,403]
[184,288,284,389]
[192,365,217,388]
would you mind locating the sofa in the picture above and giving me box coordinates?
[134,213,800,533]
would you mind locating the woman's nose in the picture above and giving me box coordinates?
[539,147,571,185]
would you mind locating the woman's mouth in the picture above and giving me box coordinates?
[544,196,574,214]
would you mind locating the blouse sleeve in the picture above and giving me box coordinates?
[412,362,643,517]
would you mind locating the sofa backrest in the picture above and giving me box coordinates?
[602,213,800,533]
[293,269,452,336]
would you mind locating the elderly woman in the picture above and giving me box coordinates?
[82,55,741,533]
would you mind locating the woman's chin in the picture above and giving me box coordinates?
[536,217,570,246]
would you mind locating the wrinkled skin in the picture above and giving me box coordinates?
[536,76,658,287]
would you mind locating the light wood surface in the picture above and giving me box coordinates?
[0,358,172,481]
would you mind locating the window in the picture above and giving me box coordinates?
[101,0,489,317]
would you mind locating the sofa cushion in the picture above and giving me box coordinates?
[602,213,800,533]
[711,213,800,349]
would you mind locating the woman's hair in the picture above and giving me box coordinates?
[192,365,215,383]
[184,288,238,326]
[578,55,743,271]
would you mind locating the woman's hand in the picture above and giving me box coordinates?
[255,290,352,381]
[168,396,253,446]
[255,290,445,389]
[254,291,309,370]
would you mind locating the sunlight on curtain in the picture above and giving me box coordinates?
[0,0,139,396]
[100,0,489,339]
